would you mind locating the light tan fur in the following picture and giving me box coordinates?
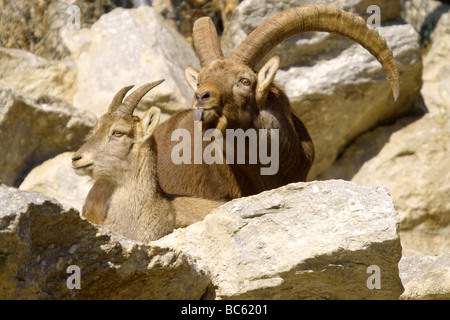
[72,83,223,243]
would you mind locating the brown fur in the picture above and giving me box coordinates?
[154,58,314,200]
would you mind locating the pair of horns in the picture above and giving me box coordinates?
[109,79,165,114]
[193,4,399,101]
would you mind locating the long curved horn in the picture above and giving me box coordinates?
[118,79,165,115]
[231,4,399,101]
[108,85,134,112]
[192,17,224,67]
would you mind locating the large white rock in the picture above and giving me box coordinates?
[0,87,96,187]
[220,0,422,178]
[62,6,200,116]
[155,180,404,299]
[421,12,450,114]
[19,152,93,212]
[318,112,450,256]
[400,254,450,300]
[0,48,76,105]
[1,179,405,299]
[0,184,210,299]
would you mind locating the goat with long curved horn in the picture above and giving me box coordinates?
[153,4,400,201]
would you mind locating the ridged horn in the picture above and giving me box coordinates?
[108,85,134,112]
[193,17,224,67]
[118,79,165,115]
[231,4,399,101]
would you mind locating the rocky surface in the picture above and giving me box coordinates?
[19,152,93,213]
[156,180,404,300]
[400,253,450,300]
[318,112,450,256]
[0,87,96,187]
[61,6,200,117]
[0,184,210,299]
[0,47,76,105]
[420,11,450,114]
[1,180,404,299]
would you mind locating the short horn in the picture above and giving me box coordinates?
[231,4,399,101]
[109,85,134,112]
[118,79,165,115]
[193,17,224,67]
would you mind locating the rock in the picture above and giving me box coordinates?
[399,254,450,300]
[0,184,210,299]
[19,152,93,212]
[401,0,450,36]
[0,48,76,105]
[220,0,422,178]
[1,179,405,299]
[318,112,450,256]
[421,12,450,114]
[155,180,404,299]
[62,6,200,117]
[0,87,96,187]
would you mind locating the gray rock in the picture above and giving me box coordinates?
[155,180,404,299]
[400,253,450,300]
[0,87,96,187]
[281,23,422,178]
[318,112,450,256]
[19,152,93,212]
[0,48,76,105]
[62,6,200,117]
[402,0,450,34]
[0,184,210,299]
[421,12,450,114]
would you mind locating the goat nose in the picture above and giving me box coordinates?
[72,154,82,162]
[195,91,211,102]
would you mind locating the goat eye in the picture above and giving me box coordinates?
[239,78,251,86]
[113,131,125,137]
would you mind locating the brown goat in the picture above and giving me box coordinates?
[72,81,223,243]
[154,4,399,201]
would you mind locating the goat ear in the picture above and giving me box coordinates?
[256,56,280,108]
[140,106,161,142]
[185,66,199,91]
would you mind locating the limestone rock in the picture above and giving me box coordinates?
[0,48,76,105]
[401,0,450,35]
[220,0,422,178]
[19,152,93,212]
[0,87,96,187]
[318,112,450,256]
[0,184,210,299]
[399,254,450,300]
[421,12,450,114]
[62,6,200,117]
[155,180,404,299]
